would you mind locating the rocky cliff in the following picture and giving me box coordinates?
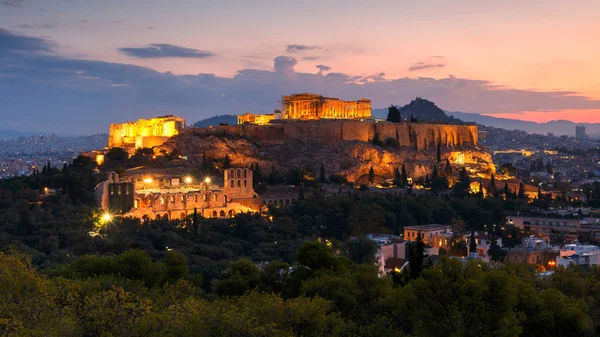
[160,122,494,182]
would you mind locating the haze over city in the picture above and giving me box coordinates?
[1,0,600,134]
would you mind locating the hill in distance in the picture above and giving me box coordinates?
[372,97,467,125]
[193,115,237,128]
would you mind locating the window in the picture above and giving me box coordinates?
[203,194,208,201]
[243,170,247,178]
[244,180,247,187]
[171,196,175,203]
[231,180,234,188]
[223,195,227,203]
[212,194,217,201]
[160,197,165,205]
[194,195,198,202]
[237,180,241,187]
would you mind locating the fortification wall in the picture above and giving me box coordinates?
[183,120,478,149]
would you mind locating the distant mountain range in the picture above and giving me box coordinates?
[192,102,598,138]
[0,129,49,141]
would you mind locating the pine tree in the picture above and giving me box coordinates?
[503,182,511,199]
[320,163,326,183]
[386,105,401,123]
[401,164,408,186]
[444,159,453,185]
[368,166,375,185]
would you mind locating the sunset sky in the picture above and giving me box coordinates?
[1,0,599,133]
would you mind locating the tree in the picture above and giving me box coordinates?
[436,143,442,163]
[503,182,511,199]
[408,232,426,279]
[344,237,378,264]
[372,132,384,147]
[487,238,507,262]
[386,105,401,123]
[444,159,453,185]
[222,154,232,169]
[401,164,408,186]
[368,166,375,185]
[489,173,498,197]
[105,147,129,163]
[214,259,261,297]
[320,163,326,183]
[453,167,471,198]
[518,182,525,200]
[468,230,478,257]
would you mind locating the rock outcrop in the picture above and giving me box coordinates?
[160,123,494,183]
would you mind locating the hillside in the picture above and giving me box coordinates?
[193,115,237,127]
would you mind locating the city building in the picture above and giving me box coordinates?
[507,215,600,243]
[576,125,586,141]
[108,115,186,152]
[557,243,600,267]
[403,224,452,247]
[505,236,558,265]
[96,168,261,220]
[281,93,371,120]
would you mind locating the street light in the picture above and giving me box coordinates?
[185,176,192,184]
[204,177,211,184]
[143,177,153,184]
[102,213,113,223]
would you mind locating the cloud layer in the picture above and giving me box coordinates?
[286,44,322,53]
[119,43,215,59]
[1,29,600,134]
[408,62,446,71]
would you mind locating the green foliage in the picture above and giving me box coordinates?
[386,105,401,123]
[344,237,378,264]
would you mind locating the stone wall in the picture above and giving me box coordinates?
[182,120,478,149]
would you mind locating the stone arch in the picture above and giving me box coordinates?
[219,210,226,217]
[163,213,169,220]
[228,209,236,217]
[212,210,217,217]
[155,214,161,220]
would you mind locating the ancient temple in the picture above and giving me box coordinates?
[281,93,371,120]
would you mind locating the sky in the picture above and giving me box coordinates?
[1,0,600,134]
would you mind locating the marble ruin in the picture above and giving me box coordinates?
[108,115,186,152]
[238,93,371,124]
[282,93,371,120]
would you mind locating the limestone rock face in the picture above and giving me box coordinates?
[160,132,495,183]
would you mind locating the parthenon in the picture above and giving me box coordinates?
[281,93,371,120]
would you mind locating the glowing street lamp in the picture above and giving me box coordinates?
[102,213,113,224]
[143,177,153,184]
[204,177,211,184]
[184,176,193,184]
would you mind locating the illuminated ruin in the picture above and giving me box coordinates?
[108,115,186,152]
[281,93,371,120]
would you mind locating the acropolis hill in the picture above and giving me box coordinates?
[107,95,494,182]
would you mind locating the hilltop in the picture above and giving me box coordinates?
[193,115,237,128]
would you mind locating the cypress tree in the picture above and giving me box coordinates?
[469,230,477,255]
[368,166,375,185]
[320,163,326,183]
[401,164,408,186]
[518,182,525,200]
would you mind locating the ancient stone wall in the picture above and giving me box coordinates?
[183,120,478,149]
